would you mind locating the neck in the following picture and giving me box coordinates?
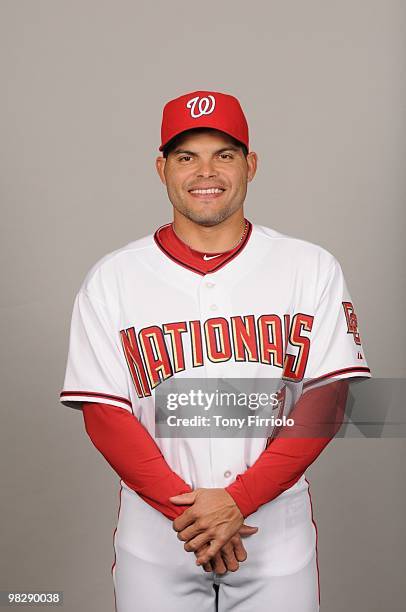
[172,209,246,254]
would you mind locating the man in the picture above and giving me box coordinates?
[60,90,371,611]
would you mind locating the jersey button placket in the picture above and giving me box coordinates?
[198,274,232,487]
[198,275,221,487]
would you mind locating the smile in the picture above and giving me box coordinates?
[188,188,225,199]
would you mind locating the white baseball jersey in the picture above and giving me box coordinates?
[59,221,370,611]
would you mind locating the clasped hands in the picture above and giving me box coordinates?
[169,488,258,574]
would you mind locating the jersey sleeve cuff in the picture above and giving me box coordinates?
[302,366,372,393]
[59,390,133,413]
[225,478,260,518]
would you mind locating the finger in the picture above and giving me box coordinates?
[238,524,259,537]
[195,544,213,573]
[231,535,247,562]
[202,561,213,572]
[172,509,196,532]
[212,552,227,575]
[220,542,239,572]
[196,538,225,565]
[184,531,212,553]
[176,522,205,542]
[169,492,197,505]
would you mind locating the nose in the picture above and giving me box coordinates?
[196,158,218,178]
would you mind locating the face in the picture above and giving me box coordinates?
[156,130,258,227]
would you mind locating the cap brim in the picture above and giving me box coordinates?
[159,125,247,152]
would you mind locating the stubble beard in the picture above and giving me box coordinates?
[171,193,245,228]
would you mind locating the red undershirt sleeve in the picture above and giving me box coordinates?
[225,379,349,518]
[82,381,348,521]
[82,401,193,520]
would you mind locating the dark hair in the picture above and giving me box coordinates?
[162,127,248,158]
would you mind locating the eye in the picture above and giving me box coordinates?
[219,153,233,160]
[178,155,192,162]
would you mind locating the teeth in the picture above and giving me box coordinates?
[190,188,224,194]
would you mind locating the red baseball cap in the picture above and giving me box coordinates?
[159,90,249,152]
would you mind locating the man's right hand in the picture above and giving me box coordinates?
[196,523,258,574]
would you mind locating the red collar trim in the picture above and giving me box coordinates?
[153,219,253,276]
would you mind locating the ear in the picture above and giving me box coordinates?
[246,151,258,182]
[155,156,167,185]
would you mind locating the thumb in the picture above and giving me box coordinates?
[169,491,197,505]
[238,524,259,536]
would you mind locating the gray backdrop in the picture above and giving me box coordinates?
[1,1,405,610]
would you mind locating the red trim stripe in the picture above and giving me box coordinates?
[305,476,321,608]
[153,220,253,276]
[111,484,123,612]
[303,366,371,389]
[153,234,206,275]
[60,390,132,408]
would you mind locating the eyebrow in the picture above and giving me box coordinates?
[172,146,240,156]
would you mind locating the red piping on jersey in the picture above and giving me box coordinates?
[60,390,132,408]
[302,366,371,389]
[305,476,321,608]
[153,219,253,275]
[111,483,123,612]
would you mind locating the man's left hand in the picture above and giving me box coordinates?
[170,488,251,565]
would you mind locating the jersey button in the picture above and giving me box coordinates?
[205,281,215,288]
[210,304,218,311]
[224,470,232,478]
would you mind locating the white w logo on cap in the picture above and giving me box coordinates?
[186,95,216,119]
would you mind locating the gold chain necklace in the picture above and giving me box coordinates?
[173,219,248,253]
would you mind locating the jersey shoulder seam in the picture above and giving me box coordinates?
[80,234,157,290]
[252,223,337,259]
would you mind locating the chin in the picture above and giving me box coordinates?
[185,210,229,227]
[175,202,241,227]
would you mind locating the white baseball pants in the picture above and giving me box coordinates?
[112,478,320,612]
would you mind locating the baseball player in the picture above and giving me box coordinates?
[59,90,371,611]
